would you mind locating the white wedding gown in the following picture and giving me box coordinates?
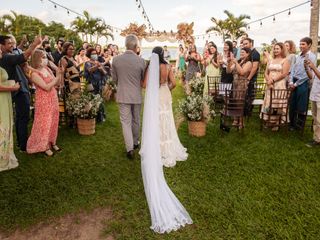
[159,81,188,167]
[140,53,193,234]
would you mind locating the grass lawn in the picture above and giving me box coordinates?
[0,82,320,239]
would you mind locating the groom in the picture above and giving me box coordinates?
[112,34,146,159]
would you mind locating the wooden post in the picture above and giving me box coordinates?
[310,0,319,53]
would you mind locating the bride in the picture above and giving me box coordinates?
[142,47,188,167]
[139,47,192,233]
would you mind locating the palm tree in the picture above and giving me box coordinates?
[2,10,21,35]
[94,20,114,44]
[82,10,102,43]
[223,10,250,40]
[206,10,250,42]
[70,16,86,41]
[206,17,230,42]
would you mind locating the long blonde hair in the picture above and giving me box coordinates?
[31,49,45,69]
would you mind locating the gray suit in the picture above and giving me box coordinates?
[112,50,145,152]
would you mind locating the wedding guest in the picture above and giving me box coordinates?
[261,43,290,131]
[185,44,201,81]
[0,35,41,152]
[102,48,112,77]
[203,42,220,96]
[242,37,260,116]
[60,42,81,127]
[305,60,320,147]
[75,47,89,67]
[82,41,89,50]
[113,44,120,56]
[42,40,54,63]
[227,47,252,128]
[284,40,297,67]
[218,40,234,91]
[95,44,102,56]
[84,47,107,123]
[233,40,238,58]
[176,45,186,73]
[289,37,317,130]
[0,48,20,172]
[27,49,61,156]
[60,42,81,94]
[163,45,171,63]
[52,39,64,65]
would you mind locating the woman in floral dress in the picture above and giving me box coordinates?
[27,49,61,156]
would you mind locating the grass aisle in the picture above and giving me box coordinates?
[0,82,320,239]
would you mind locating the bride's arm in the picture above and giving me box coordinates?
[142,65,149,88]
[168,66,176,90]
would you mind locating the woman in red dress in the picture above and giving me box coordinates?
[27,49,61,156]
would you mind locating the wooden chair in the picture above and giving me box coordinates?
[260,89,291,131]
[220,89,247,131]
[250,82,267,116]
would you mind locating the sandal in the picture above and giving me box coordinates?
[44,149,54,157]
[52,145,62,152]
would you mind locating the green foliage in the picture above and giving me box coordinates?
[0,79,319,239]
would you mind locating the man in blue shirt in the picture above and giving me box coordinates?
[0,35,41,151]
[289,37,317,130]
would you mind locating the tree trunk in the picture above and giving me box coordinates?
[310,0,319,53]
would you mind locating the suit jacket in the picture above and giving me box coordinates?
[112,50,146,104]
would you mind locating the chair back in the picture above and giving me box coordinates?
[268,88,291,114]
[222,89,247,117]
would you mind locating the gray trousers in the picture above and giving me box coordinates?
[119,103,141,152]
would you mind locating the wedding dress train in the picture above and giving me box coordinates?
[140,53,192,233]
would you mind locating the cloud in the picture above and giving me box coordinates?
[165,5,196,20]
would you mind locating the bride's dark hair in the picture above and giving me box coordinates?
[152,46,168,64]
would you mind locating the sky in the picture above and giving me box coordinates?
[0,0,316,48]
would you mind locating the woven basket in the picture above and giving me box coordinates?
[188,121,206,137]
[77,118,96,135]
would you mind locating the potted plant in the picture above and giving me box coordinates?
[66,91,103,135]
[178,77,215,137]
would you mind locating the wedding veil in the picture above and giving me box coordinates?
[140,53,192,234]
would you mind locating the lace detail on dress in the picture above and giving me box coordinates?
[159,84,188,167]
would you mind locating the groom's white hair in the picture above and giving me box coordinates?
[125,34,139,51]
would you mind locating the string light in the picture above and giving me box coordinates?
[194,1,311,42]
[247,0,310,27]
[44,0,123,33]
[136,0,154,31]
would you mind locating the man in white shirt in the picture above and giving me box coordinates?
[288,37,317,130]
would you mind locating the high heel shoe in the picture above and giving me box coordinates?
[44,149,54,157]
[52,145,62,152]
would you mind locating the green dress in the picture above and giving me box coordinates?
[0,67,18,172]
[203,57,220,96]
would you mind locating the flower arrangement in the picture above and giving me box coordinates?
[179,76,215,122]
[188,76,205,95]
[178,93,215,122]
[176,22,195,47]
[66,91,103,119]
